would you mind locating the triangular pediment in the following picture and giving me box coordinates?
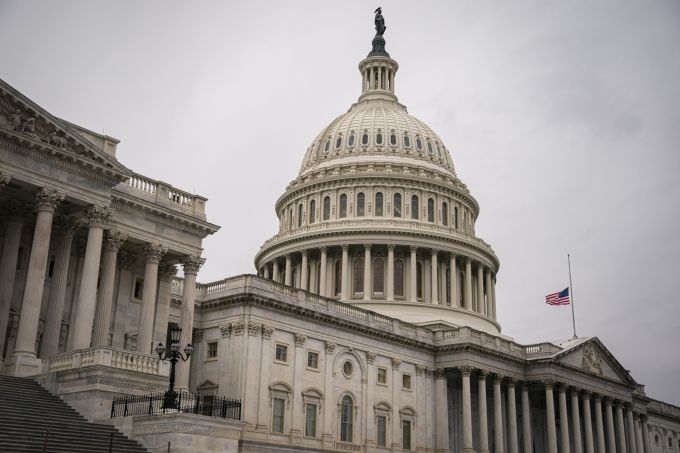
[0,78,130,183]
[553,337,637,386]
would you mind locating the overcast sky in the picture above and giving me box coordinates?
[1,1,679,404]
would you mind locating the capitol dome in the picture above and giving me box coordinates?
[255,23,501,334]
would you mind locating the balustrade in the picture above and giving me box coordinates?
[42,347,167,376]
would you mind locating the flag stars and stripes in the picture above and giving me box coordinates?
[546,287,570,305]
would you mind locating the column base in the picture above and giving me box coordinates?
[461,449,477,453]
[4,352,42,377]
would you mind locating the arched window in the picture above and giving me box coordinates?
[324,139,331,153]
[416,136,423,150]
[394,260,404,297]
[454,206,459,229]
[375,192,383,216]
[335,136,342,149]
[361,132,369,145]
[348,132,355,147]
[298,204,304,227]
[389,132,397,145]
[353,258,364,294]
[436,142,442,159]
[356,193,365,217]
[411,196,419,220]
[427,140,433,154]
[442,202,448,226]
[376,132,383,145]
[334,260,342,296]
[339,194,348,218]
[416,262,423,298]
[393,193,402,217]
[309,200,316,224]
[427,198,435,223]
[289,207,294,230]
[323,196,331,221]
[373,258,384,293]
[403,133,411,148]
[340,395,354,442]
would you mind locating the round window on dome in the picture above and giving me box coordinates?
[403,134,411,148]
[342,360,354,378]
[362,132,369,145]
[348,133,355,147]
[416,137,423,150]
[376,133,383,145]
[336,137,342,149]
[390,133,397,145]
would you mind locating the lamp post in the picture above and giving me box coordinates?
[155,326,193,410]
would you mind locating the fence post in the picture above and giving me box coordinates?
[194,393,200,414]
[167,441,171,453]
[42,430,48,452]
[148,394,153,415]
[108,432,114,453]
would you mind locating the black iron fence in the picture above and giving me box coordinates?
[111,392,241,420]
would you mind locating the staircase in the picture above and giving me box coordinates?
[0,374,149,452]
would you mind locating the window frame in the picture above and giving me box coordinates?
[339,394,355,443]
[205,341,218,360]
[309,199,316,224]
[393,193,402,218]
[375,192,384,216]
[323,196,331,221]
[402,373,412,391]
[272,397,286,433]
[305,402,318,438]
[356,192,365,217]
[274,343,289,364]
[339,193,348,218]
[411,195,419,220]
[306,350,320,371]
[377,367,388,386]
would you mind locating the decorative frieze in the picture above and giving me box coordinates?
[582,344,603,375]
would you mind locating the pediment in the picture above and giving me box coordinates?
[0,78,130,183]
[554,338,637,386]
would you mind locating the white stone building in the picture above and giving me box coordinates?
[0,11,679,453]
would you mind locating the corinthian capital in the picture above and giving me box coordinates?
[35,188,64,212]
[159,262,178,282]
[0,173,10,192]
[144,243,167,264]
[54,217,78,237]
[86,205,112,227]
[181,255,205,275]
[104,230,127,252]
[3,199,29,221]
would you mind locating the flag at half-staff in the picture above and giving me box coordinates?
[545,287,570,306]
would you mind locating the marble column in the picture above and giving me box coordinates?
[319,247,327,296]
[449,255,457,306]
[582,391,595,453]
[490,274,497,319]
[410,246,417,302]
[605,398,616,453]
[176,255,205,390]
[626,405,637,453]
[284,254,292,286]
[594,395,607,453]
[137,244,165,354]
[41,218,77,356]
[571,389,583,453]
[464,258,472,310]
[434,368,450,452]
[386,244,395,301]
[70,206,110,351]
[340,245,349,300]
[272,260,279,283]
[461,366,474,453]
[8,189,63,376]
[153,263,177,346]
[507,379,518,453]
[91,231,126,347]
[485,270,493,316]
[300,250,308,291]
[633,414,643,453]
[430,249,438,304]
[263,265,269,279]
[616,402,628,453]
[521,383,533,453]
[558,385,571,453]
[0,201,26,362]
[494,375,505,453]
[641,417,650,453]
[477,265,485,314]
[479,371,490,453]
[545,380,558,453]
[363,244,371,300]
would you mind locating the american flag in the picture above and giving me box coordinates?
[545,287,570,305]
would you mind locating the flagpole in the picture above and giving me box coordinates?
[568,254,577,339]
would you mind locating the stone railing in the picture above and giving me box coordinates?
[114,172,207,219]
[42,346,169,376]
[437,326,559,360]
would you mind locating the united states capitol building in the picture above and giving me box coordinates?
[0,11,678,453]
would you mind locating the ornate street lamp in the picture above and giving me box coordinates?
[155,326,193,410]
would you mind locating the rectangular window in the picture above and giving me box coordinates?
[275,344,288,362]
[272,398,285,433]
[377,415,387,447]
[133,278,144,300]
[307,351,319,369]
[402,420,412,450]
[206,341,218,359]
[305,403,317,437]
[377,367,387,385]
[402,373,412,390]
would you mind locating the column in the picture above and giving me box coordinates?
[521,383,533,453]
[263,265,269,279]
[485,271,493,316]
[340,245,349,300]
[641,417,650,453]
[464,258,472,310]
[616,402,628,453]
[363,244,371,300]
[409,246,417,302]
[633,413,643,453]
[319,247,327,296]
[176,255,205,390]
[153,263,177,346]
[449,255,457,306]
[545,381,558,453]
[477,265,485,314]
[309,258,317,293]
[430,250,438,304]
[41,219,77,356]
[479,371,490,453]
[386,244,394,301]
[605,398,616,453]
[0,201,26,362]
[491,274,497,319]
[559,385,571,453]
[284,254,292,286]
[434,368,450,452]
[494,375,505,453]
[571,389,583,453]
[91,231,126,347]
[594,396,607,453]
[300,250,308,291]
[461,366,474,453]
[8,189,63,376]
[582,391,595,453]
[626,406,637,453]
[136,244,165,354]
[272,260,280,283]
[507,379,518,453]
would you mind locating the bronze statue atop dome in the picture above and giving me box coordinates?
[374,7,386,36]
[369,7,390,57]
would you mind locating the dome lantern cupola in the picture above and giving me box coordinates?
[359,7,399,103]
